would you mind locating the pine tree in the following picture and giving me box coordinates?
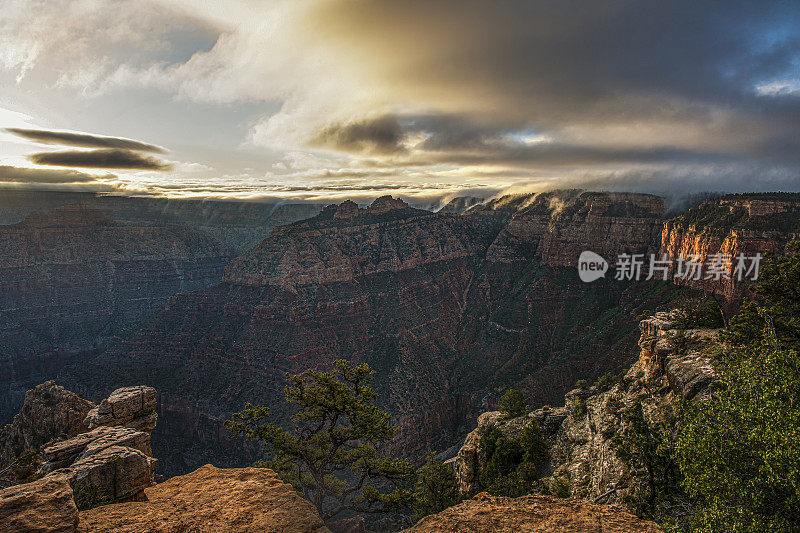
[226,360,415,521]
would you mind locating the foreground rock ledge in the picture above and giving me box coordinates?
[77,464,331,533]
[0,475,78,533]
[405,492,662,533]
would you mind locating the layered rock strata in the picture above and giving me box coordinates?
[62,193,692,476]
[450,311,717,504]
[0,204,234,422]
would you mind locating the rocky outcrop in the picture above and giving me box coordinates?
[449,311,718,504]
[405,492,662,532]
[84,386,157,433]
[39,387,158,507]
[0,475,78,533]
[77,464,331,533]
[0,381,93,472]
[1,383,158,510]
[0,204,234,422]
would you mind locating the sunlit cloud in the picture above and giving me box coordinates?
[0,0,799,198]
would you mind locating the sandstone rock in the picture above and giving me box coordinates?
[0,474,78,533]
[84,386,157,433]
[77,464,331,532]
[665,355,715,401]
[659,194,800,299]
[63,445,156,508]
[40,426,153,475]
[0,381,94,471]
[34,387,160,508]
[405,492,662,532]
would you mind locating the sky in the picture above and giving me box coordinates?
[1,0,799,203]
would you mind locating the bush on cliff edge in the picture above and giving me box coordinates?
[675,242,800,532]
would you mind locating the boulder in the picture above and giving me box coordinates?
[405,492,662,532]
[0,474,78,533]
[77,464,331,532]
[0,382,94,470]
[65,446,156,508]
[38,420,157,508]
[84,386,157,433]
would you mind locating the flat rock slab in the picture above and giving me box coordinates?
[405,492,663,533]
[77,464,330,533]
[0,475,78,533]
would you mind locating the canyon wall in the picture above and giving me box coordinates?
[0,190,323,253]
[449,310,717,505]
[62,192,692,476]
[658,194,800,299]
[0,204,234,422]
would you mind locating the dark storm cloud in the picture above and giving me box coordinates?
[312,115,405,154]
[312,0,800,181]
[6,128,167,153]
[29,149,172,170]
[0,165,115,183]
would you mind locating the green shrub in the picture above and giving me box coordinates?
[478,420,550,498]
[574,379,589,390]
[572,397,587,418]
[551,477,571,498]
[412,456,462,520]
[498,389,528,419]
[675,242,800,531]
[594,371,616,392]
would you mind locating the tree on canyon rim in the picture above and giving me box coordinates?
[675,242,800,532]
[226,359,415,521]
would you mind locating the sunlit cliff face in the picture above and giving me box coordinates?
[1,0,799,201]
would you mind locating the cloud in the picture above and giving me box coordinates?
[0,165,115,183]
[28,149,172,170]
[2,0,800,197]
[6,128,166,153]
[311,115,405,154]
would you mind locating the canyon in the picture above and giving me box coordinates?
[60,191,692,476]
[3,190,797,480]
[0,204,235,422]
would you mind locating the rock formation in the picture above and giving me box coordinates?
[0,383,158,510]
[0,394,330,532]
[659,193,800,299]
[0,381,93,473]
[405,492,662,532]
[84,386,158,433]
[449,310,718,505]
[77,464,331,533]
